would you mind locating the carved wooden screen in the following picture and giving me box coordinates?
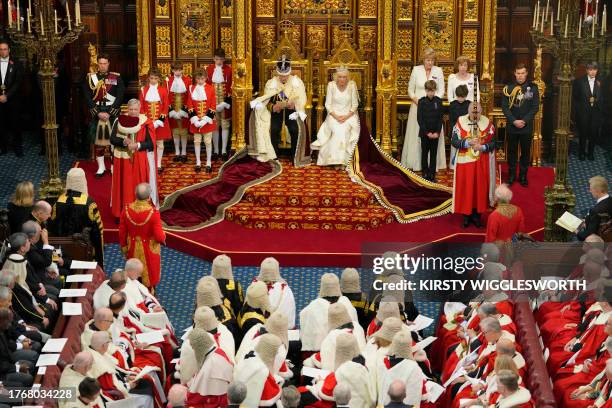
[136,0,233,78]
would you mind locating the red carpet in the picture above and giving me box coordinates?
[77,159,554,267]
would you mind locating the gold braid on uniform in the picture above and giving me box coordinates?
[503,85,523,109]
[88,74,107,101]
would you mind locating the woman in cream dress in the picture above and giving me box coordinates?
[311,67,360,168]
[447,55,475,169]
[401,48,446,172]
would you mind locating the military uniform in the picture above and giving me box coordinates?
[50,190,104,267]
[501,80,539,185]
[206,63,232,160]
[82,70,126,176]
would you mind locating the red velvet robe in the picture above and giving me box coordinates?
[139,84,171,140]
[166,75,192,130]
[485,205,526,243]
[452,115,495,215]
[119,199,166,288]
[562,377,612,408]
[206,63,232,120]
[554,347,610,404]
[186,83,217,134]
[111,114,156,218]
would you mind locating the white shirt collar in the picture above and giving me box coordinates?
[191,84,207,101]
[144,84,161,102]
[597,194,609,204]
[170,76,186,93]
[0,58,9,62]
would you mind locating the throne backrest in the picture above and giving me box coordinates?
[318,37,372,129]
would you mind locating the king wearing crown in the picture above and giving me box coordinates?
[248,56,310,166]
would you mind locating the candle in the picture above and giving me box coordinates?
[595,0,599,25]
[54,10,58,34]
[541,8,545,32]
[545,0,549,23]
[557,0,560,20]
[564,12,568,37]
[551,11,554,35]
[8,0,12,28]
[533,3,537,28]
[40,11,44,35]
[75,0,80,24]
[66,1,71,30]
[28,0,31,16]
[602,5,606,35]
[16,3,20,30]
[578,13,582,37]
[27,9,30,32]
[592,13,595,37]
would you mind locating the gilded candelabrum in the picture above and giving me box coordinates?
[6,0,84,200]
[530,0,608,241]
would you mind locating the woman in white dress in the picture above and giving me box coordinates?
[447,55,475,169]
[311,67,360,168]
[401,48,446,172]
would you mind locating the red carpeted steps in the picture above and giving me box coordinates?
[225,159,396,230]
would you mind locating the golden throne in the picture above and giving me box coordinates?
[317,35,373,132]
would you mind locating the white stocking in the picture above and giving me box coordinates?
[194,140,201,166]
[221,127,230,154]
[181,134,188,156]
[212,129,220,155]
[205,137,212,167]
[156,140,164,168]
[173,135,180,155]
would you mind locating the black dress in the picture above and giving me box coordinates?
[6,203,32,234]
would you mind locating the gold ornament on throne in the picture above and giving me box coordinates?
[88,43,98,73]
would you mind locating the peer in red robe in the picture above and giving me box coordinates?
[166,63,192,163]
[485,201,526,243]
[206,48,232,160]
[119,194,166,289]
[562,361,612,408]
[139,68,170,174]
[110,103,157,219]
[451,104,496,228]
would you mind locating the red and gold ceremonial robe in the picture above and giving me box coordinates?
[206,63,232,120]
[166,75,192,131]
[140,84,171,140]
[554,343,610,404]
[485,204,526,243]
[186,83,217,134]
[451,114,496,215]
[488,387,534,408]
[110,114,156,218]
[119,199,166,288]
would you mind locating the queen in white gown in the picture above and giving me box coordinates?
[401,48,446,172]
[311,67,360,167]
[447,55,475,169]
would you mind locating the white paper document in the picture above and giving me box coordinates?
[141,312,169,330]
[36,353,60,367]
[301,367,330,379]
[460,399,483,408]
[443,367,467,387]
[41,338,68,353]
[62,302,83,316]
[70,260,98,270]
[66,274,94,283]
[136,330,165,345]
[134,365,161,381]
[556,211,583,232]
[59,288,87,298]
[36,367,47,375]
[408,315,435,331]
[415,336,437,351]
[288,329,300,341]
[426,380,445,403]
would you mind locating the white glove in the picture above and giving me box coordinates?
[202,116,213,125]
[216,103,225,111]
[168,111,178,119]
[250,100,264,110]
[180,110,189,118]
[190,116,199,125]
[288,112,299,121]
[299,112,307,121]
[222,102,231,109]
[196,119,206,128]
[154,120,164,129]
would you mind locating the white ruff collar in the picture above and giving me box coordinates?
[212,65,225,83]
[118,114,148,134]
[144,84,161,103]
[191,84,207,101]
[170,76,187,93]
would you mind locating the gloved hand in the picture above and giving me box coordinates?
[196,119,206,128]
[202,116,213,125]
[190,116,199,125]
[216,103,225,111]
[222,102,231,109]
[154,120,164,129]
[288,112,299,121]
[250,100,264,110]
[168,111,179,119]
[179,110,189,118]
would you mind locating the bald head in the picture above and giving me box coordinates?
[387,379,406,403]
[90,331,110,351]
[72,351,94,374]
[109,291,127,313]
[93,307,112,322]
[109,269,127,290]
[32,201,52,221]
[135,183,151,201]
[124,259,143,280]
[496,338,516,356]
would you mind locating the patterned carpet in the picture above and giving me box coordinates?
[1,133,610,334]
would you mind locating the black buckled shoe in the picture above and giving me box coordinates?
[519,175,528,187]
[206,165,212,173]
[195,165,202,173]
